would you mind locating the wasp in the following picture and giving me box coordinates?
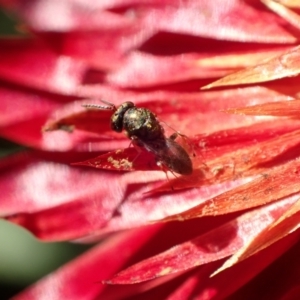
[83,101,193,175]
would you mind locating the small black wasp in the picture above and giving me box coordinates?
[83,101,193,175]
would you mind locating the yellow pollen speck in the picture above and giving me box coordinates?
[158,267,172,276]
[107,156,132,169]
[120,158,133,169]
[93,160,101,166]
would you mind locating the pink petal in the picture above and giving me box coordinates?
[140,0,296,42]
[2,151,249,241]
[2,1,295,43]
[43,85,295,152]
[0,39,86,93]
[107,48,293,88]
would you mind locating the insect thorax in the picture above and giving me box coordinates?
[123,108,164,141]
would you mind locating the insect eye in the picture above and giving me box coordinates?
[111,114,123,132]
[110,102,135,132]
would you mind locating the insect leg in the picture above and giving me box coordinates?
[156,160,177,190]
[129,136,144,164]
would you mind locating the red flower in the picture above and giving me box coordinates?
[1,0,300,299]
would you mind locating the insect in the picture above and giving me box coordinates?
[83,100,193,175]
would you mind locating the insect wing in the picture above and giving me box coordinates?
[142,138,193,175]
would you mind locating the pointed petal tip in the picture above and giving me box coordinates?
[42,122,75,132]
[160,214,187,223]
[200,83,214,90]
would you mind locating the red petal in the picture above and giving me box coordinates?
[280,286,300,300]
[226,99,300,117]
[204,45,300,89]
[163,157,300,222]
[43,85,295,152]
[213,198,300,276]
[13,227,161,300]
[194,119,300,159]
[0,84,62,147]
[108,197,297,284]
[228,233,300,299]
[155,123,300,192]
[168,233,298,299]
[0,85,56,125]
[74,148,158,172]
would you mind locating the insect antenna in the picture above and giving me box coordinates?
[82,100,116,111]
